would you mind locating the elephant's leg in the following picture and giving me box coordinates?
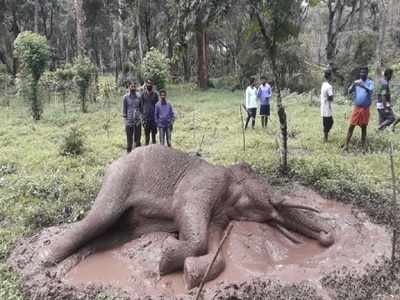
[183,225,226,290]
[40,171,131,265]
[159,204,209,275]
[158,166,228,275]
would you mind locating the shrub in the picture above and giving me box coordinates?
[59,126,85,156]
[14,31,49,120]
[54,64,74,113]
[72,56,96,113]
[0,65,13,95]
[141,48,170,89]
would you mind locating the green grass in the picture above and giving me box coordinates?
[0,84,399,298]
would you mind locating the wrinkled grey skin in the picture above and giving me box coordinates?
[40,145,334,289]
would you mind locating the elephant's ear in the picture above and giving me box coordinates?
[229,162,254,179]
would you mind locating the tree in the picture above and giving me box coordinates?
[72,56,96,113]
[375,0,389,75]
[249,0,303,173]
[73,0,85,57]
[141,48,170,89]
[189,0,232,89]
[325,0,359,70]
[54,63,74,113]
[34,0,39,33]
[14,31,49,120]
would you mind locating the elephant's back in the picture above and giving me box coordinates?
[126,145,201,196]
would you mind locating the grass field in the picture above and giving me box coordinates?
[0,83,399,298]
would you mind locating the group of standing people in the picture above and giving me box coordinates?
[244,77,273,129]
[122,68,397,154]
[320,66,399,151]
[122,79,175,153]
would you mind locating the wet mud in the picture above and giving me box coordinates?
[8,185,391,299]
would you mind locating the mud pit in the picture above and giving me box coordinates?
[8,186,391,299]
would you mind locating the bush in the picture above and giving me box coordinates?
[14,31,49,120]
[59,127,85,156]
[0,65,13,93]
[141,48,170,89]
[72,56,96,113]
[54,64,75,113]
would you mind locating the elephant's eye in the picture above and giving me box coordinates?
[237,196,251,208]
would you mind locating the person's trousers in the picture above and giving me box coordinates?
[143,121,157,145]
[159,127,172,147]
[126,124,141,152]
[245,108,257,129]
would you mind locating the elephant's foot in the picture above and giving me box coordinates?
[159,235,208,276]
[38,239,70,267]
[319,231,335,247]
[159,236,186,275]
[38,247,57,267]
[183,253,225,290]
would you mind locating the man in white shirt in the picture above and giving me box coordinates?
[245,78,258,129]
[320,70,334,142]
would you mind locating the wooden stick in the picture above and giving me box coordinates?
[197,134,205,155]
[193,110,196,143]
[390,142,398,268]
[239,105,246,152]
[195,223,234,300]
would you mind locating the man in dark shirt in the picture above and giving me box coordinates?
[140,79,159,145]
[155,89,175,147]
[122,81,142,152]
[377,68,400,131]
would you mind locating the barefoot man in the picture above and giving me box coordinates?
[343,67,374,152]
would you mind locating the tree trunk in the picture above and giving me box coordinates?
[196,25,209,89]
[99,50,104,74]
[177,2,190,82]
[182,43,190,82]
[144,0,152,51]
[358,0,364,31]
[74,0,85,57]
[34,0,39,33]
[326,5,336,65]
[376,0,388,76]
[271,54,288,173]
[112,30,118,85]
[136,0,143,63]
[118,0,124,71]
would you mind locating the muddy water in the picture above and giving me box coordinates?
[64,188,391,298]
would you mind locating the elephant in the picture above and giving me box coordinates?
[40,144,334,290]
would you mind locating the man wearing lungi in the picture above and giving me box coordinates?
[343,67,374,152]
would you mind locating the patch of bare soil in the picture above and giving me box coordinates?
[7,186,391,299]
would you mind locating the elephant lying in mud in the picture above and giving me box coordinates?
[40,145,334,289]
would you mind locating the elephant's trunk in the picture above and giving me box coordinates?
[272,203,334,247]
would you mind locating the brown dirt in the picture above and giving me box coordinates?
[7,185,391,299]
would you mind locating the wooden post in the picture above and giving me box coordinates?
[309,89,314,106]
[239,105,246,152]
[195,224,234,300]
[197,134,205,154]
[390,142,398,268]
[193,110,196,144]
